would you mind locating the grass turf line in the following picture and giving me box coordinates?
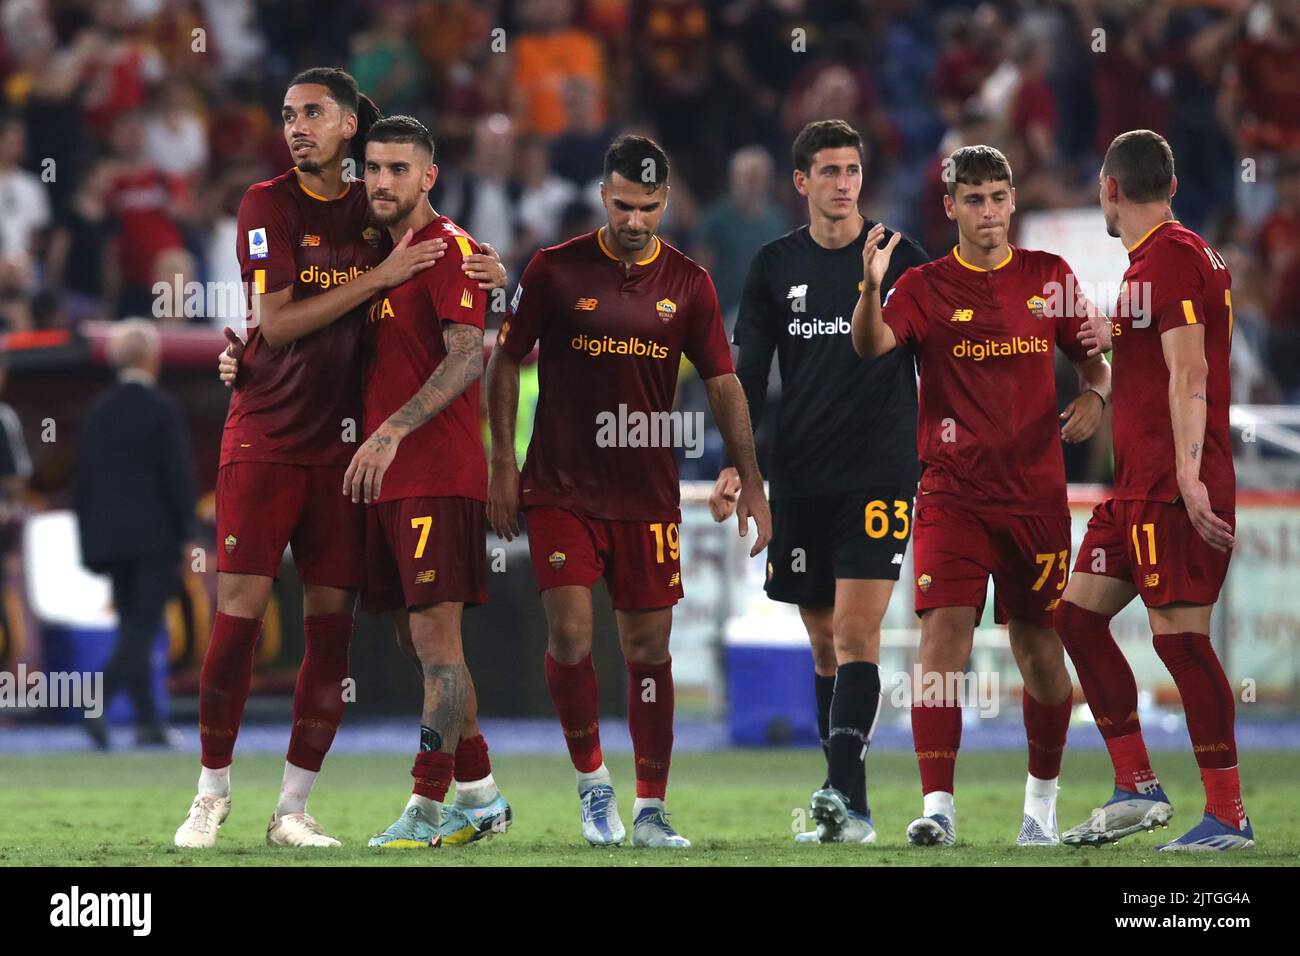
[0,750,1292,866]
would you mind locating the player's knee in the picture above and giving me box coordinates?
[1051,599,1069,635]
[407,618,461,665]
[216,573,273,619]
[809,638,837,674]
[831,621,880,664]
[1017,640,1066,685]
[303,585,358,617]
[918,610,975,667]
[619,620,670,663]
[1052,599,1100,654]
[546,616,592,662]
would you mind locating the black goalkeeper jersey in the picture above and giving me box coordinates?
[733,220,928,499]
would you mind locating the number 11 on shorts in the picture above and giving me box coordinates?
[1130,522,1156,565]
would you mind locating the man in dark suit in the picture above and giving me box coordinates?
[75,319,196,748]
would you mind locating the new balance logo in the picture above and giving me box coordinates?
[300,234,321,247]
[575,297,598,311]
[414,570,437,584]
[787,284,807,299]
[891,553,904,565]
[951,309,973,322]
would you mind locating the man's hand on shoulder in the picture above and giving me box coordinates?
[464,241,508,290]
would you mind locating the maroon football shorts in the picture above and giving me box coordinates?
[910,498,1071,628]
[1072,497,1233,607]
[216,461,364,588]
[363,496,488,612]
[524,506,683,612]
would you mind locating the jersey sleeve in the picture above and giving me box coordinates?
[430,233,487,331]
[732,250,777,394]
[235,185,295,295]
[498,250,550,359]
[683,269,735,379]
[1151,242,1208,334]
[1052,257,1092,363]
[881,266,928,347]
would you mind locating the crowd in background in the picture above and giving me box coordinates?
[2,0,1299,421]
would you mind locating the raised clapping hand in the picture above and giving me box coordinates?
[861,223,901,293]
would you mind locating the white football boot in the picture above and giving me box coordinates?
[174,794,231,848]
[266,810,342,847]
[1018,775,1061,846]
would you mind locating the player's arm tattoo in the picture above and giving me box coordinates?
[1191,441,1200,461]
[384,322,484,437]
[420,662,470,754]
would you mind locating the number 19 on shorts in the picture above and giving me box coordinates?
[650,522,679,563]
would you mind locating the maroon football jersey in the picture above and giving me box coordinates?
[222,169,383,468]
[498,228,735,521]
[1110,220,1235,509]
[361,215,488,503]
[883,246,1092,516]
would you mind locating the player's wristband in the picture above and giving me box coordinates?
[1085,387,1107,409]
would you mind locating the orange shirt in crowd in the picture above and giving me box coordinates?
[514,28,605,136]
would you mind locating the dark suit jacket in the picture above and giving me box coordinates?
[74,378,197,571]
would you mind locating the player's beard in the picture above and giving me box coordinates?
[295,158,323,174]
[370,192,420,227]
[615,228,650,251]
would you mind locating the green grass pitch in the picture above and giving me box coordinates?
[1,749,1293,866]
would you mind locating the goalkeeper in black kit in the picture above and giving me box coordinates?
[710,120,928,844]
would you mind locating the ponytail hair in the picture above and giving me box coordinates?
[288,67,384,164]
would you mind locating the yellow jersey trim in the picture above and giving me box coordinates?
[598,227,661,266]
[1181,299,1197,325]
[1126,219,1179,254]
[952,245,1013,272]
[295,171,351,202]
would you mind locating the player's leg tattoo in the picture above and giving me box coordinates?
[420,662,470,754]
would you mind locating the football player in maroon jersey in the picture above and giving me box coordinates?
[342,116,511,847]
[178,69,503,850]
[215,114,512,849]
[1057,130,1253,851]
[852,145,1112,847]
[485,135,771,847]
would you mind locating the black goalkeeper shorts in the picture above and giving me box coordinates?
[764,487,916,609]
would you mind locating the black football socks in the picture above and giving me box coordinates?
[815,672,835,788]
[828,661,882,816]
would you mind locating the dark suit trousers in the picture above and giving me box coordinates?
[103,557,178,726]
